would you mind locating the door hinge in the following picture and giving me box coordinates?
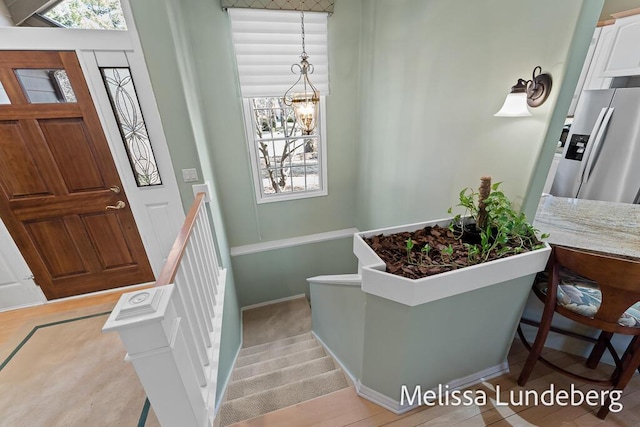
[23,274,35,281]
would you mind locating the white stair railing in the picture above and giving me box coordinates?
[103,192,226,427]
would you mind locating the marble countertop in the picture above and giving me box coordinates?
[534,194,640,259]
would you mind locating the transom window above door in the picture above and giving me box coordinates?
[14,0,128,30]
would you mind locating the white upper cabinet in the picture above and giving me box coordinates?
[584,25,615,89]
[568,26,614,116]
[602,13,640,77]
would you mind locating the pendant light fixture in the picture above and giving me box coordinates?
[284,0,320,135]
[495,66,552,117]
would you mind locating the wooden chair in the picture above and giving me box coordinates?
[517,245,640,419]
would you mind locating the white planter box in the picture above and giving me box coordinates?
[354,218,552,307]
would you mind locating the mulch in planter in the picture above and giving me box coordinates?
[364,224,527,280]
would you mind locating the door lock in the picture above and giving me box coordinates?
[109,185,121,194]
[106,200,126,210]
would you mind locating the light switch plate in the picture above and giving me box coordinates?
[182,168,199,183]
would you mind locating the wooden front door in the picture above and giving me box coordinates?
[0,51,154,300]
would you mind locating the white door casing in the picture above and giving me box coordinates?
[79,50,185,275]
[0,219,46,310]
[0,2,185,309]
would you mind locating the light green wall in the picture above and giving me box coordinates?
[132,0,601,311]
[177,0,362,248]
[355,0,599,231]
[126,0,204,213]
[360,276,533,400]
[232,238,357,306]
[128,0,242,404]
[128,0,604,408]
[310,281,366,379]
[159,0,364,307]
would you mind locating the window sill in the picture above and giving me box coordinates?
[256,189,328,204]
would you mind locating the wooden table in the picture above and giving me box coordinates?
[534,194,640,259]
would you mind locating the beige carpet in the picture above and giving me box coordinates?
[0,311,160,426]
[241,297,313,348]
[218,297,349,426]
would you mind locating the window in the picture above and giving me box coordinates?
[0,81,9,104]
[43,0,127,30]
[100,67,162,187]
[228,8,330,203]
[15,69,77,103]
[243,97,327,202]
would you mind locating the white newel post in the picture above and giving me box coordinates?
[103,285,208,427]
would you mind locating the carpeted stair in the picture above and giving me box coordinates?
[218,332,349,425]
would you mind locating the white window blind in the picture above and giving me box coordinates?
[228,8,329,98]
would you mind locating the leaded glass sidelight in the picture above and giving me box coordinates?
[101,67,161,186]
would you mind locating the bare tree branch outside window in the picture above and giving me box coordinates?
[251,97,319,195]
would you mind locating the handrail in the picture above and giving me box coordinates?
[103,191,226,427]
[155,192,206,286]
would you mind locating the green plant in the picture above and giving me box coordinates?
[405,238,414,264]
[440,244,454,260]
[448,177,548,263]
[421,244,431,260]
[464,243,480,263]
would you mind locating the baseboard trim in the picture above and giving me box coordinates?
[241,294,307,312]
[311,331,358,385]
[357,382,404,414]
[357,362,510,415]
[230,228,358,257]
[0,300,44,313]
[52,281,154,304]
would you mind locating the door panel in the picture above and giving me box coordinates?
[82,213,136,268]
[0,50,154,299]
[0,121,50,197]
[39,118,106,191]
[25,219,88,278]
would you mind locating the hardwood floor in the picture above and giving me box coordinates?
[4,292,640,426]
[229,338,640,427]
[0,284,151,355]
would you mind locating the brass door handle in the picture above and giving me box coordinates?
[106,200,126,210]
[109,185,121,194]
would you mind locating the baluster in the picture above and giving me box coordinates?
[199,204,221,290]
[200,203,221,274]
[194,216,217,310]
[104,193,226,427]
[168,281,208,385]
[175,266,209,360]
[102,285,207,427]
[190,219,215,324]
[182,248,213,346]
[185,240,214,332]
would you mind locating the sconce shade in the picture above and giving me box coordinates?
[494,92,532,117]
[495,66,552,117]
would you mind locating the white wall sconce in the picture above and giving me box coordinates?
[495,66,552,117]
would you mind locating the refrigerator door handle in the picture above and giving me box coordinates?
[576,107,608,188]
[582,107,614,186]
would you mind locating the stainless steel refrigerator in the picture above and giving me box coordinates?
[550,88,640,204]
